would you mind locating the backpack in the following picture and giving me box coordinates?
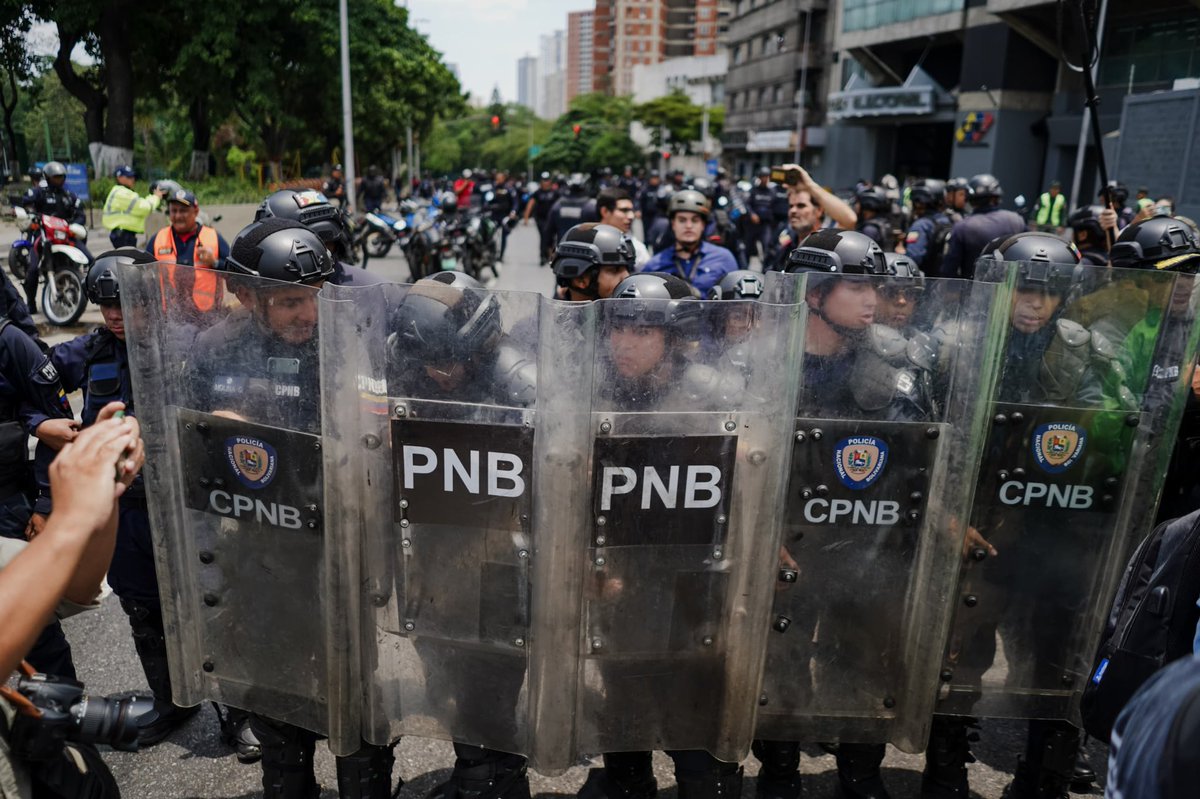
[924,217,953,275]
[1080,508,1200,740]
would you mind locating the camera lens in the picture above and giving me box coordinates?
[73,694,156,751]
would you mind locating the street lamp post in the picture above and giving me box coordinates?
[339,0,356,212]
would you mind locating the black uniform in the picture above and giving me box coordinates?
[529,186,561,264]
[939,206,1026,280]
[744,183,776,262]
[321,176,346,207]
[488,182,520,260]
[856,217,893,251]
[545,193,596,249]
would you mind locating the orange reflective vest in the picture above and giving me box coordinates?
[153,226,222,313]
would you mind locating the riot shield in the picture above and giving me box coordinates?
[753,270,1005,752]
[571,292,803,762]
[121,263,355,751]
[938,262,1200,722]
[320,280,559,761]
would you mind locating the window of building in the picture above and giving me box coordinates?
[773,84,784,103]
[1100,13,1200,88]
[732,44,742,64]
[841,0,960,33]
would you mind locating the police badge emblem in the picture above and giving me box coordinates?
[1031,422,1087,474]
[225,435,279,489]
[833,435,888,490]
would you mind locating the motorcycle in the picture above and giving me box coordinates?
[459,209,507,281]
[9,205,89,325]
[355,208,411,265]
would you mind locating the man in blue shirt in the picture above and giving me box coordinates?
[641,189,737,296]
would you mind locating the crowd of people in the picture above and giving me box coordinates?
[1,158,1199,799]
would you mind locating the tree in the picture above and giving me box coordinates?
[0,6,33,172]
[635,89,722,155]
[533,92,640,173]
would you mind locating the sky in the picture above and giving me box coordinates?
[405,0,595,103]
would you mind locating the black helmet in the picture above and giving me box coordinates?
[86,248,156,305]
[391,275,502,364]
[667,189,710,220]
[756,166,771,178]
[1099,180,1130,208]
[565,173,588,192]
[553,223,636,279]
[425,270,484,290]
[226,218,335,285]
[1110,216,1200,273]
[968,174,1003,202]
[855,186,891,212]
[152,179,184,198]
[708,270,764,301]
[985,232,1079,294]
[28,165,43,180]
[786,229,888,276]
[884,252,924,282]
[1067,205,1106,237]
[256,189,352,258]
[946,177,969,192]
[609,273,702,339]
[43,161,66,180]
[909,179,946,209]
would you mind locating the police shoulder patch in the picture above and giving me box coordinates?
[905,231,920,243]
[834,435,889,490]
[37,360,59,383]
[1031,422,1087,473]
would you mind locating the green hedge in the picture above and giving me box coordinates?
[87,176,265,207]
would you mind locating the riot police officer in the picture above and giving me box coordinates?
[939,174,1027,280]
[744,168,778,265]
[190,218,398,798]
[579,271,745,799]
[20,161,91,311]
[546,175,597,251]
[1067,205,1111,266]
[486,171,521,261]
[637,170,665,235]
[903,179,953,275]
[855,186,894,251]
[255,188,379,287]
[523,172,561,265]
[878,252,925,333]
[552,223,635,302]
[944,178,969,223]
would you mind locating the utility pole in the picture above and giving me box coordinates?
[339,0,357,212]
[1067,0,1110,215]
[793,6,813,165]
[407,125,414,197]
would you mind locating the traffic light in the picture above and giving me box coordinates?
[491,115,501,131]
[572,124,582,139]
[662,151,671,161]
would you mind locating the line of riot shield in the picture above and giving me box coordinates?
[752,270,1007,752]
[569,290,803,763]
[120,263,352,747]
[938,261,1200,723]
[320,279,553,761]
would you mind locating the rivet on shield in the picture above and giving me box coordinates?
[202,660,215,673]
[815,484,829,497]
[778,568,797,583]
[404,621,415,631]
[712,548,724,560]
[800,487,813,499]
[514,637,525,647]
[716,515,727,525]
[394,405,407,418]
[518,549,529,559]
[203,593,219,607]
[940,669,953,682]
[997,470,1009,481]
[883,696,896,709]
[906,510,921,523]
[724,420,737,432]
[213,478,225,489]
[199,551,214,565]
[595,556,606,566]
[305,504,319,513]
[307,520,318,530]
[197,422,210,433]
[1124,414,1139,427]
[599,420,612,434]
[362,434,382,450]
[1061,674,1075,687]
[399,499,409,509]
[994,413,1007,425]
[596,515,607,527]
[313,441,321,451]
[1010,412,1024,424]
[971,547,989,562]
[758,693,769,706]
[773,615,791,633]
[401,539,412,548]
[1102,494,1114,505]
[963,594,978,608]
[748,450,767,465]
[591,637,603,651]
[909,491,923,502]
[925,427,939,440]
[1104,476,1119,488]
[185,423,193,431]
[400,518,410,528]
[795,430,807,442]
[199,477,211,488]
[702,636,714,646]
[1012,467,1026,479]
[595,535,607,546]
[809,428,823,441]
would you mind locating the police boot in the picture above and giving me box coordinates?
[674,763,743,799]
[336,742,399,799]
[252,715,321,799]
[921,717,977,798]
[1069,746,1097,793]
[428,745,530,799]
[751,740,801,799]
[835,742,891,799]
[215,703,263,764]
[1002,721,1077,799]
[120,597,199,747]
[578,752,658,799]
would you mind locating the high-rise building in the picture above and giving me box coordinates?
[592,0,732,97]
[567,10,596,103]
[538,30,567,119]
[517,55,539,111]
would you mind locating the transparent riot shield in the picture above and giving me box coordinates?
[938,262,1200,723]
[753,270,1006,752]
[121,263,354,750]
[572,293,803,762]
[321,280,563,762]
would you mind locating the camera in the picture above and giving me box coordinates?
[7,671,155,759]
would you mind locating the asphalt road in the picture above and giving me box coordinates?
[9,212,1110,798]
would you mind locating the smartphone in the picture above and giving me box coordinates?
[770,166,802,186]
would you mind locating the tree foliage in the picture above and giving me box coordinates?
[635,89,724,155]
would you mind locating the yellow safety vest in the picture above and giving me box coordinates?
[101,184,160,233]
[1036,192,1066,227]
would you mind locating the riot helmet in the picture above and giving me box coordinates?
[708,270,764,301]
[786,229,888,276]
[909,179,946,210]
[878,252,925,329]
[609,273,702,338]
[1067,205,1105,237]
[884,252,924,282]
[43,161,67,184]
[984,231,1079,297]
[667,189,710,221]
[1099,181,1130,209]
[256,189,353,259]
[553,223,636,292]
[968,174,1003,205]
[1110,216,1200,273]
[565,173,588,195]
[425,270,484,290]
[226,217,336,285]
[85,248,156,305]
[855,185,891,213]
[390,274,502,369]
